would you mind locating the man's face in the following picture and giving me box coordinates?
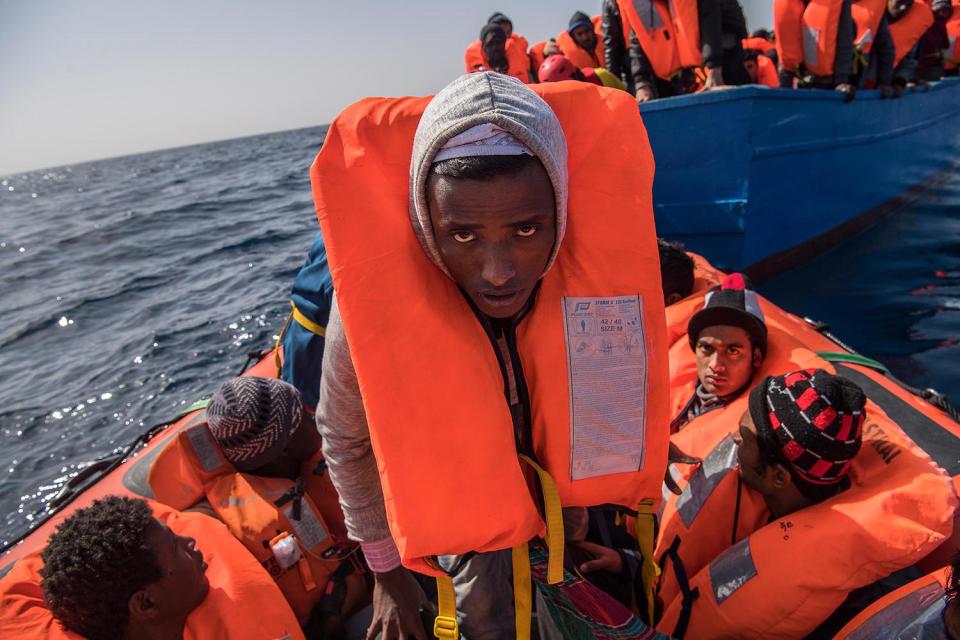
[143,519,209,618]
[483,29,507,55]
[427,160,556,319]
[694,325,760,396]
[572,25,596,51]
[733,410,776,494]
[936,5,952,20]
[744,59,758,83]
[888,0,912,19]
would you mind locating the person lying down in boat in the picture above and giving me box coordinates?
[147,376,370,637]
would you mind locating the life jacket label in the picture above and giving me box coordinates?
[562,295,648,480]
[185,423,226,473]
[847,581,946,639]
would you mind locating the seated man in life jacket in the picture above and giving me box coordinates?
[465,21,530,83]
[537,54,628,90]
[658,239,695,307]
[280,232,333,413]
[559,11,605,69]
[743,48,780,87]
[200,376,368,635]
[734,370,865,526]
[670,274,767,433]
[39,496,211,640]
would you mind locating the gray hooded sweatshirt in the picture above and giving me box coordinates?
[316,72,569,560]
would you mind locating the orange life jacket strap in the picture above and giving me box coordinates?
[662,536,699,639]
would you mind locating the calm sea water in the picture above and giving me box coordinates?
[0,128,957,545]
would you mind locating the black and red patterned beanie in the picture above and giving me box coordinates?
[750,369,866,488]
[688,273,768,356]
[207,377,303,472]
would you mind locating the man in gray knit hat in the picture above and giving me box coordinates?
[315,72,666,640]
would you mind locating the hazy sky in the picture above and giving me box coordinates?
[0,1,773,176]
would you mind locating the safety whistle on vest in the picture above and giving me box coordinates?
[269,532,301,571]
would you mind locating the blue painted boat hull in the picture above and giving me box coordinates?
[641,78,960,275]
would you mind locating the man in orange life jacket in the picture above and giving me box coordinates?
[202,376,367,636]
[38,496,211,640]
[947,559,960,640]
[734,369,865,522]
[777,0,857,98]
[671,274,767,433]
[564,11,604,67]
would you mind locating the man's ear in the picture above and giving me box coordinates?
[129,589,160,622]
[771,463,792,490]
[752,348,763,369]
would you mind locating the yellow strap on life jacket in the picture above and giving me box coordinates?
[291,300,326,337]
[518,454,564,585]
[512,542,533,640]
[634,499,661,623]
[434,575,459,639]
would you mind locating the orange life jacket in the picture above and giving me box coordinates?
[756,53,780,86]
[890,1,936,67]
[310,81,669,575]
[556,15,607,69]
[655,385,957,638]
[775,0,845,76]
[618,0,702,79]
[0,504,306,640]
[742,36,777,53]
[464,34,531,83]
[832,566,952,639]
[947,3,960,71]
[147,420,355,624]
[851,0,888,54]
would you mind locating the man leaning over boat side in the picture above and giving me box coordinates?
[314,73,671,639]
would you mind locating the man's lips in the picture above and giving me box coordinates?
[477,289,522,309]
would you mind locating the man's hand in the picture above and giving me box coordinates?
[367,566,432,640]
[879,84,893,99]
[835,83,856,102]
[635,84,655,103]
[576,541,625,575]
[665,442,701,496]
[702,67,726,91]
[543,39,561,57]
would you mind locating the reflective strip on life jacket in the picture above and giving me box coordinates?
[618,0,683,79]
[311,80,669,574]
[775,0,844,76]
[852,0,888,54]
[833,567,950,639]
[890,1,936,68]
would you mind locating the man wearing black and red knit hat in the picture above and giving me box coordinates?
[672,273,767,433]
[735,368,867,516]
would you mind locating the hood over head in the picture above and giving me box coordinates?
[409,72,569,280]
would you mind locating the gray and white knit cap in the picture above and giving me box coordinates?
[206,377,303,472]
[409,72,569,280]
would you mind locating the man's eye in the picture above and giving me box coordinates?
[452,231,475,243]
[516,225,538,237]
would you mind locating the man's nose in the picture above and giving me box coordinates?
[480,246,516,287]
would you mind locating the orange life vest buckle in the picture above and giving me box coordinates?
[433,614,459,639]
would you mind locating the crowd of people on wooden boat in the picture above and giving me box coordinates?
[3,6,960,640]
[464,1,960,102]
